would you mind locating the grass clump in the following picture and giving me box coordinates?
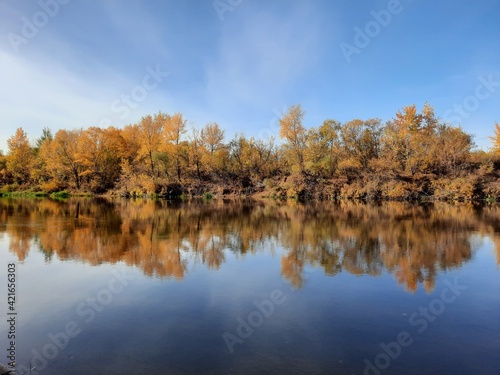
[0,191,48,198]
[50,190,71,199]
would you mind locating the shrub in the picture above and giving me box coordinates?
[39,180,63,193]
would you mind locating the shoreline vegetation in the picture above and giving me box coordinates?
[2,103,500,203]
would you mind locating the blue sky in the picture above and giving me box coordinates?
[0,0,499,152]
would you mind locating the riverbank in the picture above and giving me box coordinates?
[0,190,92,199]
[107,168,500,202]
[4,178,497,204]
[2,169,500,203]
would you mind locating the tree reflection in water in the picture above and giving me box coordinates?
[1,198,499,293]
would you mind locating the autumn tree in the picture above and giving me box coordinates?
[77,126,125,192]
[201,122,224,154]
[7,127,34,184]
[228,135,278,181]
[247,137,278,178]
[380,103,438,176]
[188,127,205,180]
[490,122,500,155]
[31,127,53,186]
[228,135,252,178]
[162,112,187,181]
[0,103,489,198]
[338,118,381,176]
[0,151,9,186]
[200,122,226,175]
[47,129,84,189]
[121,123,141,164]
[433,125,473,176]
[137,112,168,178]
[305,119,341,177]
[279,104,307,173]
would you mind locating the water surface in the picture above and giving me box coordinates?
[0,199,499,374]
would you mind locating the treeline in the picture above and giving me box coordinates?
[2,103,500,200]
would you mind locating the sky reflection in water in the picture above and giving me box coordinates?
[0,198,499,375]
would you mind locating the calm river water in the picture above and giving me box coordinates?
[0,198,499,375]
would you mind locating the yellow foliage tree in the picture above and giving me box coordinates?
[77,127,125,192]
[162,112,187,181]
[490,122,500,155]
[201,122,225,175]
[380,103,438,176]
[305,119,341,177]
[7,127,34,184]
[137,113,168,178]
[279,104,307,173]
[47,129,84,189]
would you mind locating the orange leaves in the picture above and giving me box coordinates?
[378,103,473,177]
[47,129,84,189]
[137,114,165,177]
[489,122,500,155]
[393,104,422,132]
[201,122,224,154]
[76,127,126,192]
[279,104,307,173]
[0,104,495,196]
[163,112,187,146]
[6,127,33,184]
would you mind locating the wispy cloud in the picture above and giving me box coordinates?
[0,51,103,146]
[204,3,322,109]
[0,0,498,150]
